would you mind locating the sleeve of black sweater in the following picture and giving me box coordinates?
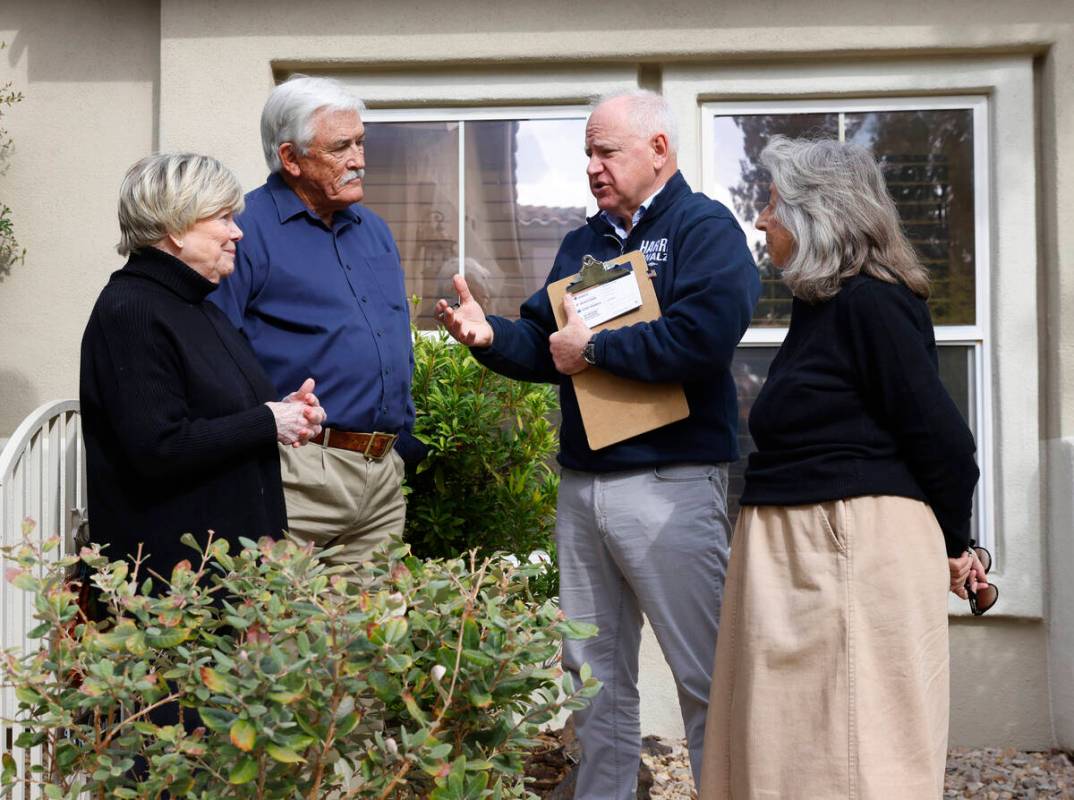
[90,298,278,480]
[842,280,980,556]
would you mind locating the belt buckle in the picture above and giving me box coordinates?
[364,432,397,460]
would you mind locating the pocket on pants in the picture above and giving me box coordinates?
[816,500,848,554]
[653,463,718,482]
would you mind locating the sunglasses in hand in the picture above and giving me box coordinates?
[965,541,999,616]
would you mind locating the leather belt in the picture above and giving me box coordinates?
[311,429,397,460]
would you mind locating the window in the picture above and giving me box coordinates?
[360,108,594,328]
[702,98,991,542]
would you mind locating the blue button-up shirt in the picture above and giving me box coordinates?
[210,173,415,445]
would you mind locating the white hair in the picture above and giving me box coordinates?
[260,74,366,173]
[760,135,929,303]
[116,153,244,256]
[593,89,678,153]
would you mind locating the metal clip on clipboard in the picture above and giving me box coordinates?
[566,254,633,294]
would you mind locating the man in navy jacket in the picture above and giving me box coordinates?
[436,90,759,799]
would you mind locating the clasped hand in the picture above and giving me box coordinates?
[266,377,326,447]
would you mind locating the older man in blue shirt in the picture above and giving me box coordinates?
[211,74,419,565]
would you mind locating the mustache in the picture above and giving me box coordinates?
[339,169,365,187]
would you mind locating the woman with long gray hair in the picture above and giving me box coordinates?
[699,136,988,798]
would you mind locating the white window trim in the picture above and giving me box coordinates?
[701,95,994,560]
[665,56,1040,618]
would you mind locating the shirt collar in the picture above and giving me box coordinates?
[600,182,667,240]
[266,172,361,227]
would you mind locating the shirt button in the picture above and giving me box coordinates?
[377,330,383,337]
[345,263,352,271]
[361,296,368,303]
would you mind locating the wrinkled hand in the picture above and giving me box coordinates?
[267,379,326,447]
[282,377,321,410]
[434,275,494,347]
[948,549,989,599]
[549,294,591,375]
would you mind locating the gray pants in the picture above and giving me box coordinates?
[557,463,731,800]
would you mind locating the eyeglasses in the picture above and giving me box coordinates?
[965,541,999,616]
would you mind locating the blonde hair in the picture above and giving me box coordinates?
[760,135,929,302]
[116,153,244,256]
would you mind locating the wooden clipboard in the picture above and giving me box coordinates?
[548,251,689,450]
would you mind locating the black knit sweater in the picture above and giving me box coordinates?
[740,275,979,557]
[80,247,286,581]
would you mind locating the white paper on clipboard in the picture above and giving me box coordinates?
[571,271,643,328]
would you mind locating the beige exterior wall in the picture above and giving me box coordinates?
[0,1,159,435]
[1,0,1071,749]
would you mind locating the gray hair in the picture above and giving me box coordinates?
[760,135,929,302]
[261,74,366,173]
[116,152,244,257]
[594,89,679,153]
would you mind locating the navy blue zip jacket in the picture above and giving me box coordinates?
[471,171,760,472]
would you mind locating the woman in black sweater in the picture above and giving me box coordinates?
[699,137,988,799]
[80,153,326,584]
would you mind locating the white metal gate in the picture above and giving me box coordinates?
[0,400,86,799]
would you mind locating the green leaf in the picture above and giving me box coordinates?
[15,687,43,705]
[229,756,258,785]
[200,666,237,694]
[198,707,237,732]
[265,744,305,764]
[179,532,200,553]
[43,785,62,799]
[145,627,191,649]
[230,719,256,752]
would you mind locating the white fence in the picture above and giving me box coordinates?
[0,400,86,800]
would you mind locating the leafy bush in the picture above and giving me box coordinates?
[1,522,599,799]
[0,41,24,272]
[407,329,560,597]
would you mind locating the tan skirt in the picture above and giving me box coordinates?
[699,496,950,800]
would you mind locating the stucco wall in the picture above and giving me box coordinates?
[0,1,160,435]
[0,0,1070,750]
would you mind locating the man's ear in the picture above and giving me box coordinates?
[278,143,302,178]
[650,132,670,171]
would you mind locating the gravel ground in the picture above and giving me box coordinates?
[527,731,1074,798]
[641,741,1074,799]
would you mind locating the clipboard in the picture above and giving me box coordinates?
[548,250,689,450]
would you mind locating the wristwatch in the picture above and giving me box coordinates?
[581,337,597,366]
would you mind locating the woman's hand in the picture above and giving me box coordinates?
[948,549,989,599]
[267,378,326,447]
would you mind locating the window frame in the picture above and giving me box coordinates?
[665,55,1039,618]
[700,95,994,552]
[361,105,595,284]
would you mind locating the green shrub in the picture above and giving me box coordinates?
[407,329,560,597]
[0,41,24,272]
[1,522,599,799]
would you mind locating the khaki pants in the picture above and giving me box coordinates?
[700,496,950,800]
[278,442,406,567]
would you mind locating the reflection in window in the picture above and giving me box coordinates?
[711,108,975,326]
[363,116,589,328]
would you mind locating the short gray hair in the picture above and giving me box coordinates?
[261,74,366,173]
[116,152,244,257]
[594,89,678,153]
[760,135,929,303]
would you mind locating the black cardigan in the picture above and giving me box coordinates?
[80,247,287,582]
[741,275,979,557]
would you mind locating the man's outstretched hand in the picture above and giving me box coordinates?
[435,274,494,348]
